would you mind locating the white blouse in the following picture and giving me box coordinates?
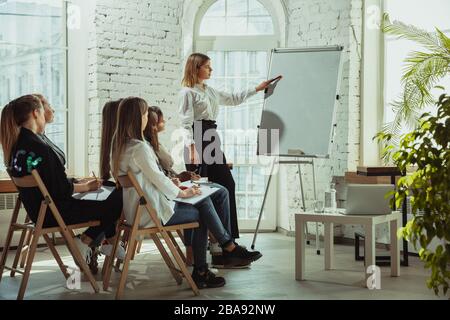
[115,139,181,228]
[178,84,258,146]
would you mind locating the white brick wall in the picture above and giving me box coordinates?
[88,0,184,172]
[87,0,363,235]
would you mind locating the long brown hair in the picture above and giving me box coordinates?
[143,107,159,152]
[0,95,43,166]
[100,99,122,180]
[150,105,163,121]
[111,97,148,178]
[182,53,210,87]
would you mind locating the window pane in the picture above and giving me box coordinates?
[199,0,274,36]
[210,51,226,77]
[204,0,226,17]
[0,0,64,47]
[0,0,66,173]
[248,16,274,35]
[199,17,226,36]
[248,0,268,16]
[227,0,248,17]
[226,17,248,35]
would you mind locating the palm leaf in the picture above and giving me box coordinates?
[383,14,445,53]
[403,52,450,82]
[436,29,450,51]
[379,14,450,158]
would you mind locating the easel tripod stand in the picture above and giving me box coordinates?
[251,156,321,254]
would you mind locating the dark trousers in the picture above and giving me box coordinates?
[185,120,239,239]
[41,187,123,240]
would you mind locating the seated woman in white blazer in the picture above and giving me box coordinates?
[110,97,261,289]
[145,106,262,269]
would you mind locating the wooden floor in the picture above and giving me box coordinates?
[0,232,445,300]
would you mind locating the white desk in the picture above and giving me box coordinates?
[295,211,401,287]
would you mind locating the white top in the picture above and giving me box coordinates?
[178,84,258,145]
[116,139,181,228]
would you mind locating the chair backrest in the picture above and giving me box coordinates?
[8,169,66,229]
[117,171,163,230]
[116,175,133,188]
[7,169,51,199]
[10,175,38,188]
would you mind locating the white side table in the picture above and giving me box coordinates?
[295,211,401,287]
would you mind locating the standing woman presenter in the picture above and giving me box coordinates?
[179,52,281,239]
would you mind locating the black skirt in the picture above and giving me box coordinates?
[184,120,240,239]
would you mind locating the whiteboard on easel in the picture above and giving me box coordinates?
[257,46,343,158]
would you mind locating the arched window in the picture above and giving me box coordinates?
[195,0,280,229]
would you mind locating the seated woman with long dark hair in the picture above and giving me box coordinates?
[111,97,261,288]
[0,94,123,264]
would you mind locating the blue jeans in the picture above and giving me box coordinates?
[165,196,233,268]
[183,183,232,247]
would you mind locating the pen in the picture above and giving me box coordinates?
[92,171,98,182]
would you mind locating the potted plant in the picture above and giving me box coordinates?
[378,95,449,296]
[376,15,450,296]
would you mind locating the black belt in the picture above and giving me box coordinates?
[200,119,216,125]
[193,119,217,130]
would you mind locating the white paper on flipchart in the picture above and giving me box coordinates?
[72,186,115,201]
[173,181,219,205]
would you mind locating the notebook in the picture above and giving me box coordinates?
[173,181,220,205]
[72,186,115,201]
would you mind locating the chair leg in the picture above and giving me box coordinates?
[150,234,183,285]
[116,236,136,299]
[19,216,32,269]
[167,231,186,263]
[176,230,185,244]
[10,229,29,277]
[131,240,138,260]
[64,234,100,293]
[0,228,16,283]
[115,229,129,272]
[185,246,193,267]
[1,198,22,282]
[42,234,69,279]
[161,231,199,296]
[17,231,40,300]
[20,229,33,269]
[136,239,143,254]
[102,229,122,291]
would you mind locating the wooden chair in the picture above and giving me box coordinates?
[102,171,200,299]
[0,169,101,299]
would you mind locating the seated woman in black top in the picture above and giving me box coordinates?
[0,94,123,263]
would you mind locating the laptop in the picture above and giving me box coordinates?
[343,184,395,215]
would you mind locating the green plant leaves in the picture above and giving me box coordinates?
[386,95,450,297]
